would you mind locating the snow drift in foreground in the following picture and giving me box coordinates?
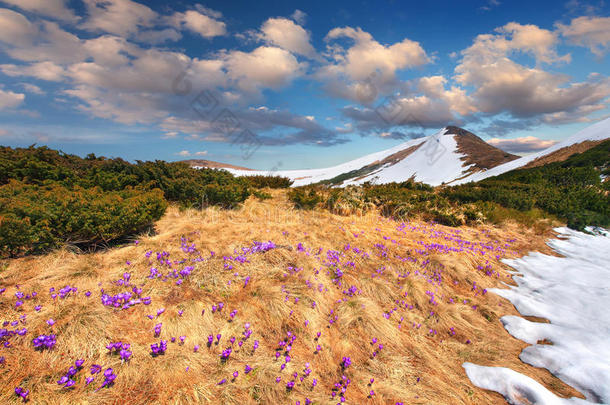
[463,364,590,404]
[464,227,610,404]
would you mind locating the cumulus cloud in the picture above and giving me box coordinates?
[1,0,78,22]
[336,74,476,136]
[317,26,429,104]
[63,85,171,124]
[259,17,317,58]
[19,83,45,94]
[1,61,65,81]
[341,96,458,133]
[556,16,610,56]
[415,76,477,116]
[454,21,610,122]
[170,9,226,38]
[79,0,157,37]
[222,46,305,94]
[0,11,86,63]
[0,88,25,109]
[487,136,558,153]
[291,10,307,25]
[136,28,182,44]
[174,150,209,157]
[0,8,39,46]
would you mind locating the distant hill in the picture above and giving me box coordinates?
[221,126,521,187]
[453,117,610,184]
[180,159,253,171]
[216,118,610,187]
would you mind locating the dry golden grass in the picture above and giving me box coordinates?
[0,189,582,404]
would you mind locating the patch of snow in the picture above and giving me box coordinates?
[463,363,589,404]
[464,227,610,404]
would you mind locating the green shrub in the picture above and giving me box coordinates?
[0,146,251,208]
[288,188,322,210]
[252,190,272,200]
[0,181,167,257]
[245,175,293,189]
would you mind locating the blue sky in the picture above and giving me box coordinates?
[0,0,609,169]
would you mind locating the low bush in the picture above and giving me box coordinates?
[244,175,293,189]
[0,181,167,257]
[252,190,272,200]
[288,188,322,210]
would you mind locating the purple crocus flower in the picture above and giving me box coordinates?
[120,349,131,361]
[14,387,29,401]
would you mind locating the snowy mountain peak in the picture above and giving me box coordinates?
[217,118,609,187]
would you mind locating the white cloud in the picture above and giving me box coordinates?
[176,150,191,156]
[223,46,305,93]
[557,16,610,56]
[487,136,558,153]
[171,9,226,38]
[1,0,78,22]
[20,83,44,94]
[194,150,208,156]
[136,28,182,44]
[291,10,307,25]
[454,22,610,121]
[0,61,65,81]
[259,17,317,58]
[416,75,476,116]
[317,26,429,103]
[0,88,25,109]
[63,85,169,124]
[324,27,429,81]
[0,8,39,46]
[79,0,157,37]
[2,19,87,63]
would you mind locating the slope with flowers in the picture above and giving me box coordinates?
[0,190,584,404]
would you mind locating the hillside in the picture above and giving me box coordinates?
[226,126,518,187]
[454,117,610,185]
[181,159,254,171]
[222,119,610,188]
[0,191,585,404]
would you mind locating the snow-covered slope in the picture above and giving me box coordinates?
[226,127,492,187]
[464,227,610,404]
[225,136,426,187]
[220,118,609,187]
[453,117,610,185]
[342,128,472,186]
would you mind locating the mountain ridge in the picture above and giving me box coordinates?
[192,118,610,187]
